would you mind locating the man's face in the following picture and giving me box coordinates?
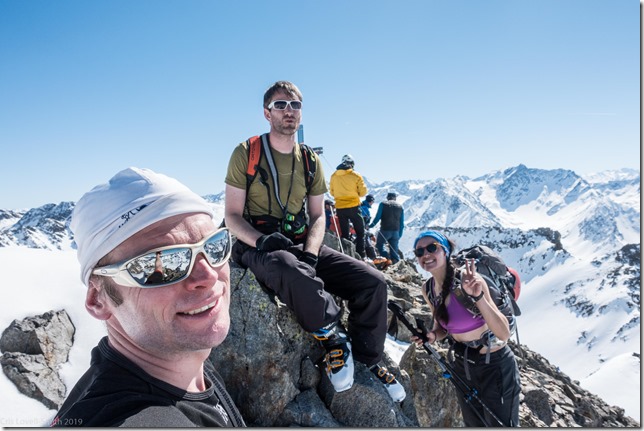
[102,213,231,356]
[264,90,301,136]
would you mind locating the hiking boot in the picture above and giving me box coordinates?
[312,323,354,392]
[370,364,406,402]
[373,257,392,270]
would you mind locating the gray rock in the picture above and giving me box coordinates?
[0,309,74,409]
[523,388,554,425]
[1,352,66,409]
[1,309,75,367]
[400,343,464,427]
[278,389,341,427]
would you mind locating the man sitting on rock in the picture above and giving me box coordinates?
[52,167,245,427]
[224,80,405,402]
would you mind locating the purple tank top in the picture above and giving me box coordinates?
[440,296,485,334]
[426,278,486,334]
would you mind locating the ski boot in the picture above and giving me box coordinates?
[370,363,406,402]
[312,322,354,392]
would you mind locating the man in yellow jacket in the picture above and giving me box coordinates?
[330,155,368,259]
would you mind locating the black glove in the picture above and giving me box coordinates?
[256,232,293,252]
[299,251,318,268]
[231,240,251,268]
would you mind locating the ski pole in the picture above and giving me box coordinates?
[387,301,505,427]
[375,229,401,262]
[330,206,344,254]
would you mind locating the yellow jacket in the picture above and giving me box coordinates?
[330,168,368,209]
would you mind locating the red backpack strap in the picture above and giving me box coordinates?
[243,135,272,219]
[246,135,262,181]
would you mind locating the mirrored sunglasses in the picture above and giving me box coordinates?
[267,100,302,110]
[92,228,232,288]
[414,242,441,257]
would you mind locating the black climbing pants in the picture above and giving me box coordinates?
[451,343,521,427]
[238,243,387,366]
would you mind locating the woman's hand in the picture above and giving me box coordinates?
[410,334,423,346]
[411,331,437,346]
[461,259,512,341]
[461,258,485,300]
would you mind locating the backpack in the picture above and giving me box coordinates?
[451,245,521,337]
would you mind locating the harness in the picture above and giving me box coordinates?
[244,134,317,241]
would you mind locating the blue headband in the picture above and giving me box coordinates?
[413,230,451,257]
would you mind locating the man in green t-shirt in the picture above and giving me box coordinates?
[224,81,405,402]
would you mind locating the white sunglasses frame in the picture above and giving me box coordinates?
[92,228,232,288]
[267,99,303,110]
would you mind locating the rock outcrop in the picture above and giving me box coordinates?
[207,234,639,427]
[1,310,75,409]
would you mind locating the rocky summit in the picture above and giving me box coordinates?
[206,234,639,427]
[1,234,639,427]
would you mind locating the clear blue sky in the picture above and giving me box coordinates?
[0,0,640,209]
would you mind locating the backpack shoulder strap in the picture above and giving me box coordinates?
[450,272,480,314]
[423,278,440,308]
[423,279,432,300]
[298,143,317,194]
[245,135,263,187]
[203,361,246,426]
[243,134,274,217]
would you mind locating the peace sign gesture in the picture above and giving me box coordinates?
[460,258,485,301]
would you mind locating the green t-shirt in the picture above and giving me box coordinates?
[225,137,327,218]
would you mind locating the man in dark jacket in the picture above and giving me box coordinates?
[359,194,375,226]
[370,191,405,264]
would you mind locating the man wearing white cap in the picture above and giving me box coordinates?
[52,167,245,427]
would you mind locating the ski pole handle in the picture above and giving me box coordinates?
[416,318,429,341]
[387,301,428,342]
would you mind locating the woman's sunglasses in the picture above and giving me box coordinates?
[92,228,232,288]
[267,100,303,110]
[414,242,441,257]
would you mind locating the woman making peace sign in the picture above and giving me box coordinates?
[411,230,520,427]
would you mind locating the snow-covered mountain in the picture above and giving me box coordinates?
[0,165,640,418]
[0,203,75,250]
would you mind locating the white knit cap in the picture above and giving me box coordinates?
[70,167,214,286]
